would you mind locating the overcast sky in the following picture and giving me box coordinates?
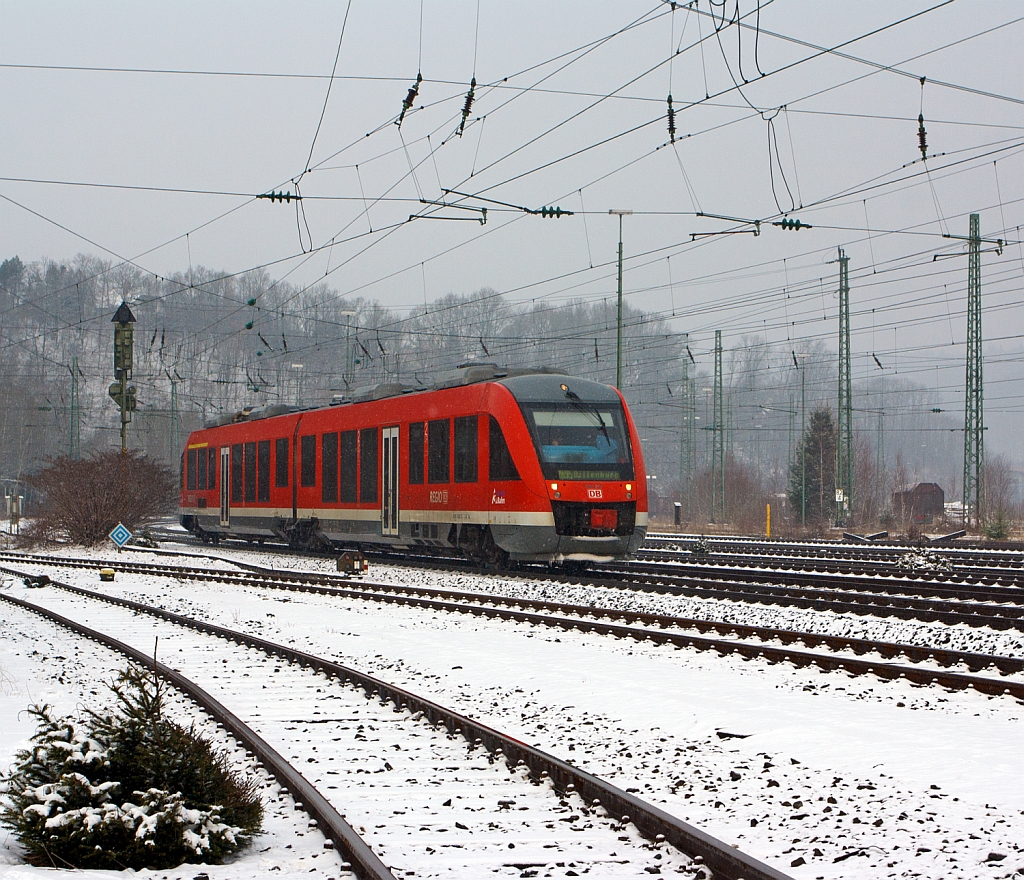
[3,1,1023,455]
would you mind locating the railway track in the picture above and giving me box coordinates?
[634,549,1024,590]
[643,532,1024,567]
[229,546,1024,632]
[0,572,792,880]
[6,551,1023,702]
[149,525,1024,603]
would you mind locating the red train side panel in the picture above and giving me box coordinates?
[179,367,647,565]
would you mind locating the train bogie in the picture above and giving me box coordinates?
[179,366,648,565]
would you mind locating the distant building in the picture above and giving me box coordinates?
[893,482,945,524]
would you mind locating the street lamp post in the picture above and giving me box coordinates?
[609,210,632,389]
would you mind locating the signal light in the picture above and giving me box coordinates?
[773,217,811,231]
[108,383,137,411]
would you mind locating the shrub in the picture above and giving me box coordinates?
[984,510,1012,541]
[23,451,175,546]
[0,666,262,869]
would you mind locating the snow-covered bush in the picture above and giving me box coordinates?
[0,666,262,869]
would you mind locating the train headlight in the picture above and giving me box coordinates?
[551,483,558,492]
[625,483,632,492]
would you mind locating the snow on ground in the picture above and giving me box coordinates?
[0,594,352,880]
[107,543,1024,659]
[3,545,1023,879]
[366,567,1024,661]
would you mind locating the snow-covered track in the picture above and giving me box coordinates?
[1,576,793,880]
[633,548,1024,590]
[129,534,1024,613]
[71,549,1024,633]
[0,590,395,880]
[599,557,1024,604]
[643,533,1024,566]
[8,553,1024,700]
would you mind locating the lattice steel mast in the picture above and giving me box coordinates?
[712,330,725,522]
[963,213,984,529]
[679,336,694,516]
[836,248,853,525]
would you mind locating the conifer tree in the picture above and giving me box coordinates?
[789,407,838,526]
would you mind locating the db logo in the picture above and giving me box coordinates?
[429,490,449,504]
[587,488,603,499]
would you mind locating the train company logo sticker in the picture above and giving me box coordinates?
[491,489,506,505]
[587,488,603,499]
[429,490,449,504]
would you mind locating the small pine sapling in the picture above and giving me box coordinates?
[0,665,262,870]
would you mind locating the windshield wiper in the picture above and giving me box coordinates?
[563,390,612,444]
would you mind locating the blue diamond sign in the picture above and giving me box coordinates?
[109,523,132,548]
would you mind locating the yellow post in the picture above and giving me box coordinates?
[766,503,771,538]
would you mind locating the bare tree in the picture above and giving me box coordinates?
[24,451,175,546]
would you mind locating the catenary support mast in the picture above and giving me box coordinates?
[963,213,984,529]
[836,248,853,525]
[712,330,724,522]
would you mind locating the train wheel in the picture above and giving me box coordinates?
[483,543,510,571]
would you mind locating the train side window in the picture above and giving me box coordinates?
[300,435,316,487]
[208,447,217,489]
[257,440,271,502]
[197,447,208,489]
[427,419,450,484]
[275,438,289,488]
[408,422,424,484]
[321,432,339,503]
[453,416,478,483]
[187,448,197,490]
[231,444,243,502]
[489,416,520,481]
[341,430,357,502]
[244,442,257,502]
[360,427,378,503]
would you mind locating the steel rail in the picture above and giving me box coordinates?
[6,550,1022,631]
[643,533,1024,563]
[0,591,397,880]
[603,559,1024,603]
[2,577,794,880]
[6,554,1023,679]
[636,548,1024,588]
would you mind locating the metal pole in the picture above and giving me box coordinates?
[801,364,806,527]
[712,330,724,522]
[111,302,137,523]
[837,247,853,525]
[609,210,632,389]
[616,217,623,388]
[963,213,984,529]
[69,356,80,460]
[679,334,690,517]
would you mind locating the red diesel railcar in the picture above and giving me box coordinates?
[179,365,647,566]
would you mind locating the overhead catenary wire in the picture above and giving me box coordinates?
[4,6,1023,415]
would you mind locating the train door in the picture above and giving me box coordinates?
[381,426,400,536]
[219,446,230,526]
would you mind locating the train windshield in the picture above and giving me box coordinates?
[521,403,634,481]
